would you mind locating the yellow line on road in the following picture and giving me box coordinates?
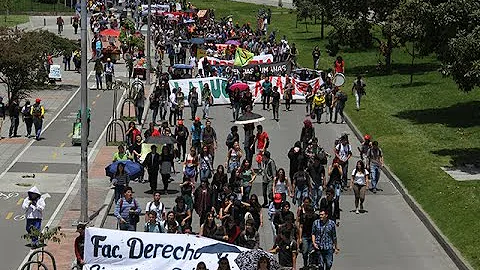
[96,94,100,98]
[92,101,96,105]
[60,142,66,147]
[52,152,57,159]
[42,165,48,172]
[17,198,24,205]
[5,212,13,220]
[68,133,73,138]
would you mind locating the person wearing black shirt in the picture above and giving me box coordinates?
[320,187,340,226]
[8,99,21,138]
[298,204,319,266]
[174,120,189,161]
[271,86,281,121]
[21,100,33,138]
[312,46,321,70]
[143,145,160,194]
[309,155,326,210]
[328,159,343,203]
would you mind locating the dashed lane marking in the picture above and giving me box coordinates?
[60,142,65,147]
[42,165,48,172]
[68,133,73,138]
[5,212,13,220]
[16,198,23,205]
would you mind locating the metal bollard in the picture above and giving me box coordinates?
[44,18,46,26]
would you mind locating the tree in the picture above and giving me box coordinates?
[294,0,312,32]
[391,0,432,84]
[0,28,77,101]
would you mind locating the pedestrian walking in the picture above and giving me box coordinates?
[320,187,340,226]
[144,191,166,223]
[333,56,345,75]
[261,77,272,110]
[202,83,212,119]
[284,78,293,111]
[231,90,241,121]
[350,160,370,214]
[72,15,79,34]
[334,135,352,188]
[312,209,340,270]
[74,224,85,268]
[94,59,103,90]
[272,167,292,203]
[174,120,189,162]
[176,88,185,120]
[63,50,72,71]
[199,145,214,182]
[367,141,383,193]
[308,155,326,210]
[200,119,217,163]
[56,16,64,34]
[271,86,281,121]
[299,204,318,267]
[312,90,325,123]
[144,211,165,233]
[352,75,366,111]
[112,162,130,202]
[312,46,321,70]
[194,179,214,225]
[30,98,45,141]
[305,85,314,116]
[188,87,199,120]
[300,119,315,150]
[292,165,312,207]
[104,58,115,90]
[160,145,175,194]
[21,186,45,247]
[149,91,160,124]
[134,90,145,125]
[169,89,178,127]
[190,117,203,154]
[0,96,5,138]
[251,125,269,170]
[333,87,347,123]
[8,99,20,138]
[261,151,276,207]
[21,100,33,138]
[143,144,160,194]
[225,126,239,150]
[114,187,141,231]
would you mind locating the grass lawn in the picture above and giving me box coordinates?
[0,15,29,27]
[192,0,480,268]
[1,0,71,14]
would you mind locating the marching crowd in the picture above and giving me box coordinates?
[67,1,380,270]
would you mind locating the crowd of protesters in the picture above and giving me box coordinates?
[73,1,382,269]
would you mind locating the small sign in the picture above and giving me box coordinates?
[49,65,62,80]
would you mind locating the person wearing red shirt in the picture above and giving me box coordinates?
[74,224,85,267]
[333,56,345,74]
[251,125,269,169]
[126,121,141,146]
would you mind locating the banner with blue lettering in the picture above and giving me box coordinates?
[84,227,248,270]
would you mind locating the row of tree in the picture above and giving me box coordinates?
[0,28,77,102]
[294,0,480,91]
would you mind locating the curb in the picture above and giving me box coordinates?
[343,112,473,270]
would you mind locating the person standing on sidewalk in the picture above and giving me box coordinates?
[21,186,45,247]
[30,98,45,141]
[143,145,160,194]
[0,97,5,138]
[367,141,383,193]
[312,209,339,270]
[21,100,33,138]
[8,99,20,138]
[104,58,115,90]
[94,59,103,90]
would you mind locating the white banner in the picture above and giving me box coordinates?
[84,227,247,270]
[169,76,324,105]
[205,54,274,66]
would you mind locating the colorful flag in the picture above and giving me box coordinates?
[234,48,254,66]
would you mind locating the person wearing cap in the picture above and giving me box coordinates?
[74,224,86,267]
[104,58,114,90]
[358,134,371,161]
[268,193,283,238]
[0,96,5,139]
[114,186,141,231]
[30,98,45,141]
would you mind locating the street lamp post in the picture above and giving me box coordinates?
[79,0,89,224]
[146,0,152,85]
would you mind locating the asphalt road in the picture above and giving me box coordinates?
[104,101,459,270]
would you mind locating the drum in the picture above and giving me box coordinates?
[333,73,345,87]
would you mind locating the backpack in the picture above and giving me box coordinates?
[226,133,235,149]
[294,171,308,188]
[119,198,139,224]
[147,201,165,216]
[32,105,43,117]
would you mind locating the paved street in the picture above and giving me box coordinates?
[0,12,463,270]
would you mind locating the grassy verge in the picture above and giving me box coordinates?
[0,15,29,27]
[192,0,480,268]
[1,0,71,14]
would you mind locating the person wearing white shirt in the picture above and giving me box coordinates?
[22,186,46,247]
[169,89,178,127]
[145,191,166,223]
[350,160,369,214]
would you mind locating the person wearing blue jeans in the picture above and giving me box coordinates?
[299,204,318,266]
[22,186,46,247]
[312,210,339,270]
[114,187,141,231]
[367,141,384,193]
[292,168,312,207]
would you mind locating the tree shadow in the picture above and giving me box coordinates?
[390,81,438,88]
[394,101,480,128]
[348,62,440,77]
[431,148,480,168]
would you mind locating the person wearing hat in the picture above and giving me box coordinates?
[0,96,5,139]
[30,98,45,141]
[104,58,115,90]
[74,224,86,267]
[114,186,141,231]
